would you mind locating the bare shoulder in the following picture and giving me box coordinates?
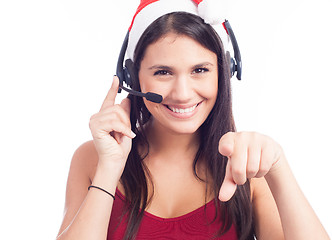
[70,140,99,182]
[70,140,125,194]
[57,140,99,236]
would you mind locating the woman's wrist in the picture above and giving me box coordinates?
[265,151,288,181]
[265,154,296,195]
[99,155,126,175]
[92,160,124,195]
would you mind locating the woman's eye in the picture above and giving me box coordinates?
[154,70,170,76]
[193,68,209,74]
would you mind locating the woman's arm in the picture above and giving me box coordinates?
[57,76,134,239]
[251,177,284,239]
[218,132,329,240]
[56,141,120,240]
[264,154,329,239]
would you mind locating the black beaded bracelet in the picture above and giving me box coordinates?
[88,185,115,200]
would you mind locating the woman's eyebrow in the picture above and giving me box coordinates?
[193,62,214,68]
[148,65,173,70]
[148,62,214,70]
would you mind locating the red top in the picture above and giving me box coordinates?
[107,188,237,240]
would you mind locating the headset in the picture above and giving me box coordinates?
[116,19,242,104]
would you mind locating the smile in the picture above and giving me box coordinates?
[167,104,198,114]
[162,102,202,119]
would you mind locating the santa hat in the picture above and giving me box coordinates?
[127,0,230,61]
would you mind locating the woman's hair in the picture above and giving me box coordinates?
[120,12,254,240]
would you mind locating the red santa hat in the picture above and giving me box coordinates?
[127,0,230,60]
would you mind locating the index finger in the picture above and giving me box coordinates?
[119,97,131,119]
[219,160,237,202]
[218,132,235,157]
[100,76,120,111]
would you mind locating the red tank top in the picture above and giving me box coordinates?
[107,188,237,239]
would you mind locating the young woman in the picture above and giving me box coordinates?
[57,1,329,239]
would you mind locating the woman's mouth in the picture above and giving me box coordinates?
[163,102,202,118]
[166,104,198,113]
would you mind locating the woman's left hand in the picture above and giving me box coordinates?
[218,131,284,202]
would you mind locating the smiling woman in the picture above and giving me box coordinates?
[55,1,330,240]
[139,33,218,134]
[106,12,248,239]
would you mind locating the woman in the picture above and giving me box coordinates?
[57,1,329,239]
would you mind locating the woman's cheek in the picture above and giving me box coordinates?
[197,80,218,99]
[140,77,170,95]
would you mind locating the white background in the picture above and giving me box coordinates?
[0,0,331,239]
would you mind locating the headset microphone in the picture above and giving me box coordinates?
[116,32,163,104]
[119,82,163,103]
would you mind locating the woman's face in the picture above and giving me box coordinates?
[138,32,218,134]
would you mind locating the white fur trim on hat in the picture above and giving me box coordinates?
[197,0,229,25]
[127,0,230,61]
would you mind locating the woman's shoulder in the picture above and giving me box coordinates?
[70,140,125,192]
[70,140,99,182]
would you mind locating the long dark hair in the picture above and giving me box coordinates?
[120,12,254,240]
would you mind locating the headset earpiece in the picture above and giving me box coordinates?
[230,58,236,77]
[226,51,235,78]
[223,20,242,80]
[117,32,130,93]
[124,59,135,87]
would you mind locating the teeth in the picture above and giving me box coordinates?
[169,104,197,114]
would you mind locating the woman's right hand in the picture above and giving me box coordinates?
[89,76,135,172]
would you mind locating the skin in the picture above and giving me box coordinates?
[56,33,329,240]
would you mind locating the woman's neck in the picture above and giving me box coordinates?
[145,119,200,164]
[142,119,211,192]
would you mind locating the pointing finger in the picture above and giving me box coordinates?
[219,132,235,157]
[219,160,237,202]
[230,141,248,185]
[100,76,120,111]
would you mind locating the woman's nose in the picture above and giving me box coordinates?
[169,75,192,102]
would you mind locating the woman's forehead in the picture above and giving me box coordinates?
[141,33,217,65]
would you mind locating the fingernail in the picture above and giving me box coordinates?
[130,131,136,139]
